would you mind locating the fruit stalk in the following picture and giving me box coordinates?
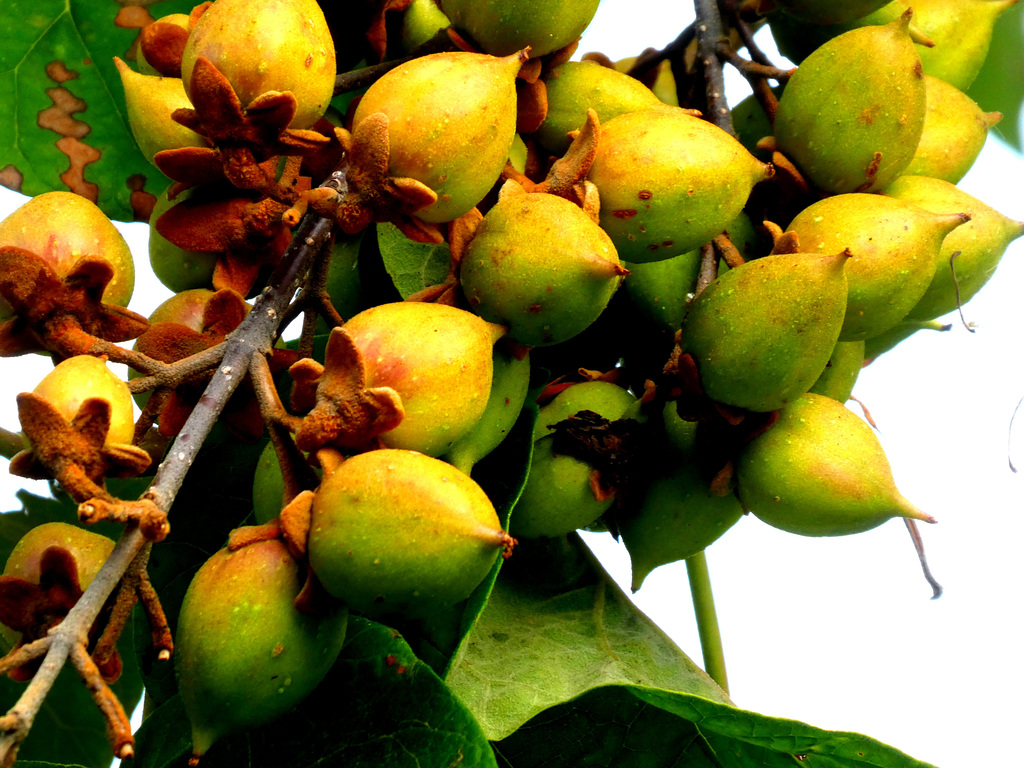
[694,0,734,133]
[686,551,729,694]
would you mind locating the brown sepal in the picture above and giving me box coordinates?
[516,78,548,135]
[534,108,601,208]
[139,20,188,78]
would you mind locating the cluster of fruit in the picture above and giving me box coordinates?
[0,0,1021,763]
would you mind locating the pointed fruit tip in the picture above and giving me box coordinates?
[898,495,935,525]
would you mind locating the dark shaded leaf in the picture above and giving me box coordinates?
[135,617,498,768]
[377,221,451,298]
[968,1,1024,151]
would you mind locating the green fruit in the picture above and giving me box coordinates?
[440,0,599,57]
[772,0,892,24]
[536,61,662,156]
[808,340,865,402]
[181,0,336,128]
[863,318,950,361]
[445,346,531,474]
[911,0,1018,91]
[513,381,636,539]
[588,107,773,262]
[781,193,969,340]
[904,75,1002,183]
[343,302,504,456]
[308,449,509,618]
[319,235,364,328]
[148,188,218,294]
[401,0,450,52]
[736,393,933,536]
[353,51,523,223]
[114,58,205,166]
[175,537,348,761]
[460,192,625,347]
[773,11,926,193]
[621,249,701,335]
[884,175,1024,320]
[252,441,285,525]
[620,413,743,591]
[0,191,134,320]
[680,251,849,412]
[32,356,137,447]
[730,91,777,163]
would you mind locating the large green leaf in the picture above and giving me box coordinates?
[0,0,192,221]
[967,0,1024,151]
[448,538,937,768]
[377,221,452,298]
[134,617,498,768]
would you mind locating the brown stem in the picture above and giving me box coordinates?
[0,169,343,765]
[626,24,696,82]
[126,342,229,394]
[334,28,459,94]
[694,0,734,134]
[716,42,793,81]
[69,642,134,759]
[696,242,719,295]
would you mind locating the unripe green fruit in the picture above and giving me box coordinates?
[905,75,1002,183]
[911,0,1018,91]
[252,441,285,525]
[148,188,218,294]
[353,51,523,223]
[460,192,625,347]
[536,61,662,156]
[681,251,849,412]
[343,302,504,456]
[401,0,450,52]
[774,12,925,193]
[0,191,134,320]
[115,58,205,166]
[781,193,970,340]
[32,356,137,447]
[884,175,1024,320]
[175,538,348,761]
[736,393,933,536]
[772,0,892,24]
[440,0,599,57]
[730,91,777,163]
[513,381,636,539]
[181,0,336,128]
[863,318,949,361]
[808,340,865,402]
[308,449,508,618]
[445,346,531,474]
[621,249,700,335]
[588,107,773,262]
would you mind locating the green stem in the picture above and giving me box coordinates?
[0,426,23,460]
[685,551,729,693]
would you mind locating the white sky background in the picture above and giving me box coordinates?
[1,2,1023,767]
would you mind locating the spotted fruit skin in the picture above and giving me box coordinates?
[441,0,598,57]
[343,302,504,457]
[308,449,507,619]
[175,538,348,761]
[460,193,624,347]
[0,192,134,320]
[353,51,523,223]
[773,12,925,194]
[736,393,933,536]
[181,0,336,128]
[588,107,772,263]
[32,356,137,447]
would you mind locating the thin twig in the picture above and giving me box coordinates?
[626,24,696,82]
[695,242,718,295]
[716,43,793,81]
[694,0,734,134]
[334,28,459,94]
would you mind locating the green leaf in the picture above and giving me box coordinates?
[449,538,938,768]
[18,762,91,768]
[377,221,452,298]
[0,0,193,221]
[967,0,1024,151]
[134,618,498,768]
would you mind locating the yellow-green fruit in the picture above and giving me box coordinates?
[863,318,950,361]
[588,107,773,263]
[885,175,1024,320]
[0,191,134,319]
[401,0,450,52]
[774,12,925,193]
[308,449,508,618]
[148,188,218,293]
[343,302,504,456]
[115,58,204,166]
[620,413,743,592]
[737,393,934,536]
[176,538,348,761]
[905,75,1001,183]
[181,0,336,128]
[353,51,523,223]
[137,13,190,76]
[621,249,701,335]
[808,340,865,402]
[440,0,599,57]
[445,346,531,474]
[730,91,776,163]
[536,61,662,156]
[773,0,892,24]
[32,356,137,447]
[911,0,1018,91]
[513,381,636,539]
[781,193,970,340]
[460,192,625,347]
[681,252,849,412]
